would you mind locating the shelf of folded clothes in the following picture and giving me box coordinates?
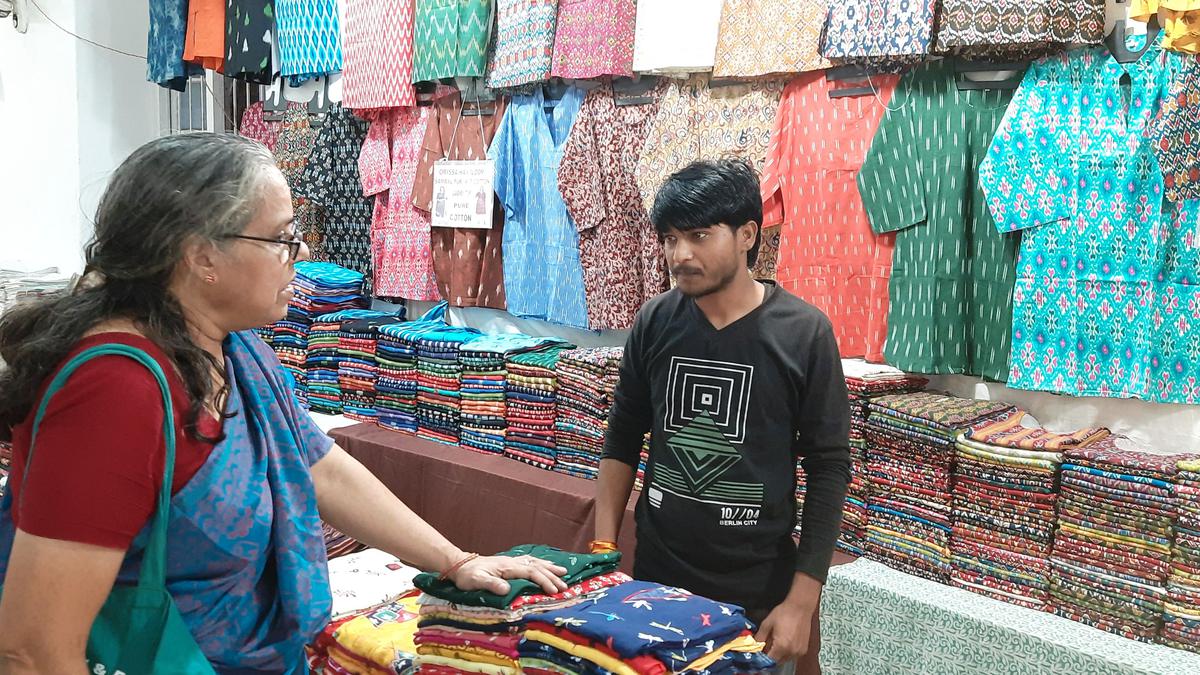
[413,325,485,446]
[554,347,624,480]
[504,346,576,470]
[951,411,1108,611]
[376,318,450,435]
[337,314,407,424]
[1164,457,1200,653]
[864,392,1015,582]
[307,309,398,415]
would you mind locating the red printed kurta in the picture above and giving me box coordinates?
[550,0,637,79]
[760,73,899,361]
[342,0,417,110]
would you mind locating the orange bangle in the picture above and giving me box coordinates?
[439,552,479,581]
[589,539,618,554]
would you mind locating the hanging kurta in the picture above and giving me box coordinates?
[148,0,198,91]
[224,0,275,83]
[273,106,329,263]
[489,85,589,328]
[934,0,1105,53]
[295,105,375,295]
[558,84,666,330]
[711,0,830,78]
[276,0,344,81]
[632,0,723,75]
[549,0,637,79]
[856,60,1021,381]
[1149,55,1200,202]
[183,0,226,71]
[412,0,493,82]
[821,0,937,66]
[979,45,1200,405]
[1134,0,1200,55]
[238,100,290,151]
[761,73,899,362]
[342,0,417,110]
[413,93,509,310]
[488,0,559,89]
[358,107,441,301]
[635,75,786,281]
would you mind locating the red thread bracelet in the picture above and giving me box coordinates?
[439,552,479,582]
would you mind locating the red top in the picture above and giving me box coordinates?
[7,333,221,549]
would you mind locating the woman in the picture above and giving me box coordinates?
[0,134,568,673]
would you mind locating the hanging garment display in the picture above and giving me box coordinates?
[821,0,938,66]
[224,0,275,83]
[183,0,226,71]
[276,0,344,81]
[760,72,898,361]
[635,75,786,281]
[412,0,494,82]
[934,0,1106,53]
[979,45,1200,405]
[856,59,1020,381]
[1135,0,1200,54]
[414,93,509,310]
[632,0,723,75]
[549,0,637,79]
[359,106,441,301]
[489,85,589,329]
[295,105,375,296]
[342,0,417,110]
[1150,55,1200,202]
[148,0,199,91]
[238,100,285,152]
[558,83,666,331]
[488,0,559,89]
[712,0,830,78]
[273,106,329,263]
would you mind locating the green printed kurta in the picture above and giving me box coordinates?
[413,0,493,82]
[856,60,1021,381]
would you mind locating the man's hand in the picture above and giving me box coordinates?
[754,572,822,664]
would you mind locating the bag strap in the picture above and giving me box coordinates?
[5,344,177,591]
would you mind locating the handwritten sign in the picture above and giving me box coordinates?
[431,160,495,229]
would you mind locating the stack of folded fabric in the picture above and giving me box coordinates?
[323,522,369,561]
[634,436,649,493]
[272,262,369,406]
[339,315,408,424]
[458,335,570,456]
[412,544,625,674]
[1050,438,1185,642]
[864,392,1015,582]
[555,347,624,479]
[839,360,928,555]
[525,579,775,674]
[951,412,1109,611]
[309,590,424,675]
[1164,457,1200,652]
[306,313,354,415]
[326,548,422,621]
[504,346,575,470]
[414,325,485,445]
[253,325,274,346]
[376,319,449,434]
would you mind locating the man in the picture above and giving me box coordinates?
[594,159,851,675]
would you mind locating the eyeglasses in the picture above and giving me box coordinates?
[224,234,303,261]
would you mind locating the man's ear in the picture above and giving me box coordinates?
[739,220,760,253]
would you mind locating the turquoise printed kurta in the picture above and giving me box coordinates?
[979,44,1200,404]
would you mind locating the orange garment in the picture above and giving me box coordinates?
[183,0,225,71]
[760,71,899,361]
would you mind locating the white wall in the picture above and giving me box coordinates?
[0,0,161,275]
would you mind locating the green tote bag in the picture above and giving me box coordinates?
[0,344,215,674]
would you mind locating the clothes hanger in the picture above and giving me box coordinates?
[954,60,1028,91]
[613,75,659,106]
[825,64,879,98]
[262,77,287,121]
[1106,2,1162,64]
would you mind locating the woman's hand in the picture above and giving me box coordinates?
[450,554,569,596]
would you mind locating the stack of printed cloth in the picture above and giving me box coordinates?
[308,548,423,674]
[414,325,484,445]
[411,544,625,674]
[525,579,775,674]
[273,262,369,406]
[1165,457,1200,652]
[951,412,1108,611]
[323,522,369,560]
[837,360,928,554]
[1050,439,1187,642]
[864,392,1015,582]
[376,319,446,434]
[306,310,394,414]
[458,335,569,455]
[554,347,624,479]
[339,315,407,424]
[504,346,575,470]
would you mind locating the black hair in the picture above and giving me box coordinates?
[648,158,763,267]
[0,133,277,442]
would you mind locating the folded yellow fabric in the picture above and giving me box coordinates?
[524,630,640,675]
[686,633,766,672]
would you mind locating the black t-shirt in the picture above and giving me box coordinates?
[603,282,851,610]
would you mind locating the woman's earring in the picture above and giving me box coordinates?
[205,275,216,284]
